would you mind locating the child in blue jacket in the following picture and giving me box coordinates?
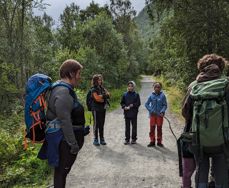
[145,82,167,147]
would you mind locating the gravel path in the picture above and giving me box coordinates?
[66,76,184,188]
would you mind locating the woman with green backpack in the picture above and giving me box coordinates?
[182,54,229,188]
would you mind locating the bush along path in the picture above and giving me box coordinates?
[66,76,183,188]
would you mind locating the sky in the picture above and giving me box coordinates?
[34,0,146,25]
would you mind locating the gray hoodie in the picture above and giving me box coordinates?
[46,85,77,145]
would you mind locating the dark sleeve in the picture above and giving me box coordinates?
[182,89,193,132]
[133,93,141,108]
[102,87,110,100]
[225,85,229,122]
[120,94,126,109]
[54,88,77,145]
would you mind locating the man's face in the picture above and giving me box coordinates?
[72,70,81,87]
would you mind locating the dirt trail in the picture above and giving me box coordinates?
[66,75,184,188]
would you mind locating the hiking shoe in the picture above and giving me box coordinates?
[147,142,155,147]
[100,139,107,145]
[93,139,100,146]
[131,140,137,144]
[157,143,164,147]
[124,140,130,145]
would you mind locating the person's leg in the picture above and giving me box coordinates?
[156,116,163,145]
[195,154,209,188]
[125,118,131,142]
[149,115,156,143]
[182,157,196,188]
[212,153,228,188]
[99,110,106,141]
[131,117,137,142]
[92,111,99,142]
[54,141,77,188]
[74,129,84,150]
[148,115,156,147]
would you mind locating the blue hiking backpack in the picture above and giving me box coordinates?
[24,73,75,143]
[24,74,52,143]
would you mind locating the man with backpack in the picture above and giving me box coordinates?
[182,54,229,188]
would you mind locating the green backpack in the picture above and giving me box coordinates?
[190,78,229,153]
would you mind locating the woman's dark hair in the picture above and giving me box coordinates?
[59,59,83,79]
[197,54,227,72]
[92,74,103,86]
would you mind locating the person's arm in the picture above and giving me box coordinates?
[92,91,104,103]
[160,93,167,115]
[145,96,152,112]
[54,87,77,146]
[103,88,110,99]
[120,94,126,109]
[226,85,229,125]
[182,89,193,132]
[132,93,141,108]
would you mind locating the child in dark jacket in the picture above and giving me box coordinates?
[145,82,167,147]
[120,81,141,145]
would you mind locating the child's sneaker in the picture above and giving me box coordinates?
[124,140,129,145]
[93,139,100,146]
[208,181,215,188]
[131,140,137,144]
[147,142,155,147]
[157,143,164,147]
[100,139,107,145]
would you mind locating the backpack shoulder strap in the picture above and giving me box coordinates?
[52,82,76,100]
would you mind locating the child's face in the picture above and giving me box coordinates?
[154,84,161,93]
[127,84,134,92]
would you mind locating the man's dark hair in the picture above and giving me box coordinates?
[59,59,83,79]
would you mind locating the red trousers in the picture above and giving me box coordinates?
[149,115,163,143]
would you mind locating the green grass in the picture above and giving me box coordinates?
[0,118,51,188]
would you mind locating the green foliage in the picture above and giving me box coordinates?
[138,0,229,87]
[0,120,51,187]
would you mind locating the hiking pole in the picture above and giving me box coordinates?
[164,116,178,141]
[164,116,183,177]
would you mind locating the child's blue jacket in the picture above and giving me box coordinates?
[145,91,167,116]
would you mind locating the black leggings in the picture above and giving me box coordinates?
[93,110,106,140]
[54,130,84,188]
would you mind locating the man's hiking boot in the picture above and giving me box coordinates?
[100,139,107,145]
[147,142,155,147]
[131,140,137,144]
[93,139,100,146]
[157,143,164,147]
[124,140,129,145]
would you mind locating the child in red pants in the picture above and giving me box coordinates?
[145,82,167,147]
